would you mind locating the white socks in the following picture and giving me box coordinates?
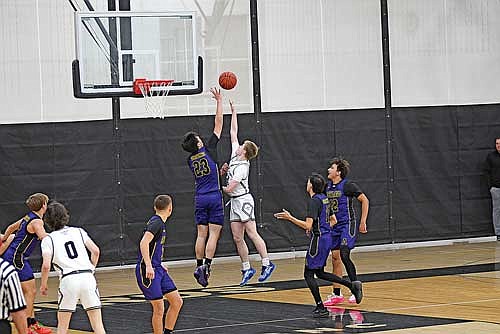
[242,261,251,270]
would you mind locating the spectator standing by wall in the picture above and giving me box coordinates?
[485,137,500,241]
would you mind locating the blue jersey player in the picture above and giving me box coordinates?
[1,193,52,334]
[274,174,362,318]
[136,195,183,334]
[181,87,224,287]
[323,158,369,307]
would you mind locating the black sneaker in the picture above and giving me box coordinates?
[312,306,330,318]
[350,281,363,304]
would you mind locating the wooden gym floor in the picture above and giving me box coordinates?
[16,239,500,333]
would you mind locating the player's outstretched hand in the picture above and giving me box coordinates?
[220,162,229,176]
[274,209,291,221]
[210,87,222,102]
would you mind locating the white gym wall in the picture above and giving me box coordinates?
[0,0,254,124]
[0,0,499,124]
[258,0,385,112]
[389,0,500,106]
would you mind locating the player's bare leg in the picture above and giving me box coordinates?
[21,279,36,318]
[231,221,256,286]
[244,220,269,259]
[194,225,210,286]
[86,309,106,334]
[164,290,183,332]
[195,225,208,259]
[244,220,275,282]
[56,312,72,334]
[205,224,222,259]
[149,299,165,334]
[230,221,250,262]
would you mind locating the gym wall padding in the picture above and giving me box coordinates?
[1,104,497,268]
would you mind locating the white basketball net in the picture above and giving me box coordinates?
[137,81,173,119]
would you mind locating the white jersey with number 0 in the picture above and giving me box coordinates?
[41,226,95,277]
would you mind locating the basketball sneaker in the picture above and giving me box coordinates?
[193,265,208,287]
[258,262,276,282]
[348,294,356,304]
[312,305,330,318]
[350,281,363,304]
[239,268,256,286]
[30,321,52,334]
[323,294,344,306]
[349,310,364,324]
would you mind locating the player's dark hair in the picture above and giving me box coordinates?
[308,173,326,194]
[26,193,49,212]
[43,201,70,231]
[154,194,172,211]
[182,131,200,154]
[328,157,350,179]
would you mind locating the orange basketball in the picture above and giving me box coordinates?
[219,72,237,90]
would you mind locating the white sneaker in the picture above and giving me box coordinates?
[348,294,356,304]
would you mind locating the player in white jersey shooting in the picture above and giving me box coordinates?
[222,100,275,286]
[40,201,106,334]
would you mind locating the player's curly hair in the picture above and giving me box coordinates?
[243,140,259,160]
[182,131,201,154]
[43,201,70,231]
[308,173,326,194]
[328,157,350,178]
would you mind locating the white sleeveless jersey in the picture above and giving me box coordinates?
[226,142,250,197]
[41,226,94,277]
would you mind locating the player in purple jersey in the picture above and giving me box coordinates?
[136,195,183,334]
[323,158,369,307]
[1,193,52,334]
[181,87,224,287]
[275,174,362,318]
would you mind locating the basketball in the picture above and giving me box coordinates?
[219,72,237,90]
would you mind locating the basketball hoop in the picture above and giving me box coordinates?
[133,79,174,119]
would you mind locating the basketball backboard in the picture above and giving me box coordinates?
[73,11,203,98]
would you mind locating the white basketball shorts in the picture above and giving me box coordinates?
[229,193,255,222]
[58,272,101,312]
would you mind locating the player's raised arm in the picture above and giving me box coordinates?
[2,218,22,241]
[210,87,223,138]
[229,100,238,144]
